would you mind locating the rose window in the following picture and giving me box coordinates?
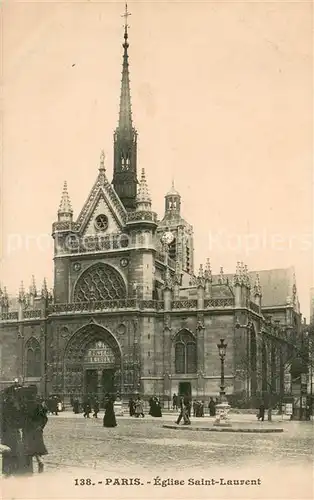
[73,263,126,302]
[94,214,108,232]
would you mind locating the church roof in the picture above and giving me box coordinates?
[248,267,296,308]
[221,266,296,308]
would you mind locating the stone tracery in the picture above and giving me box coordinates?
[73,263,126,302]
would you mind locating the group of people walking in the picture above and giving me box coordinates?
[128,396,145,417]
[1,381,49,476]
[71,394,117,427]
[172,394,218,417]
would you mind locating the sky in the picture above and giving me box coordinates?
[0,0,313,318]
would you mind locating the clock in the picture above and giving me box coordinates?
[120,257,129,268]
[73,262,81,272]
[94,214,108,232]
[161,231,174,245]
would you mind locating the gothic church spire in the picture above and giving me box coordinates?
[118,3,133,133]
[112,3,138,211]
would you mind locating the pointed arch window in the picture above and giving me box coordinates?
[26,338,41,378]
[174,331,197,374]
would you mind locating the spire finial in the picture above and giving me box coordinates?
[99,149,106,171]
[122,3,131,35]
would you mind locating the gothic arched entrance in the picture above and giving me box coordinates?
[63,324,122,401]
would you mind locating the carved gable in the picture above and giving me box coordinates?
[81,191,121,236]
[76,171,127,236]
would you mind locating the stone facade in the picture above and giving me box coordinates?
[0,11,302,406]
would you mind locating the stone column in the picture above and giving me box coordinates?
[97,369,103,402]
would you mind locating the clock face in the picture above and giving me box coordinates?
[94,214,108,232]
[120,258,129,268]
[161,231,174,245]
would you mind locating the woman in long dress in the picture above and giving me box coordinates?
[103,395,117,428]
[23,396,48,473]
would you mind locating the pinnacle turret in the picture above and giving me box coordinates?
[204,258,212,282]
[18,281,25,303]
[29,275,37,296]
[41,278,48,299]
[58,181,73,222]
[218,266,225,284]
[136,168,151,211]
[254,274,262,296]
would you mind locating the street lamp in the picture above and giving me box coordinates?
[217,338,227,401]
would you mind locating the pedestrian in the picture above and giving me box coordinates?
[208,397,216,417]
[172,393,178,410]
[257,402,265,421]
[134,396,144,418]
[73,398,80,414]
[83,399,91,418]
[103,395,117,428]
[176,397,190,425]
[92,399,100,418]
[184,396,191,417]
[23,396,48,473]
[128,398,135,416]
[149,396,162,417]
[52,396,58,416]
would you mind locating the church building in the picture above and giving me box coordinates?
[0,8,302,407]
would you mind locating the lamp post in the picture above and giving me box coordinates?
[214,338,231,427]
[217,338,227,401]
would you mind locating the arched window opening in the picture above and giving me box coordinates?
[174,331,197,374]
[26,338,41,378]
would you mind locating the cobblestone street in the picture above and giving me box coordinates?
[2,412,314,500]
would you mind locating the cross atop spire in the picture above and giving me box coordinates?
[122,3,131,32]
[99,149,106,172]
[118,3,133,132]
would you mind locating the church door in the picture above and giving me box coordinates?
[85,369,98,395]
